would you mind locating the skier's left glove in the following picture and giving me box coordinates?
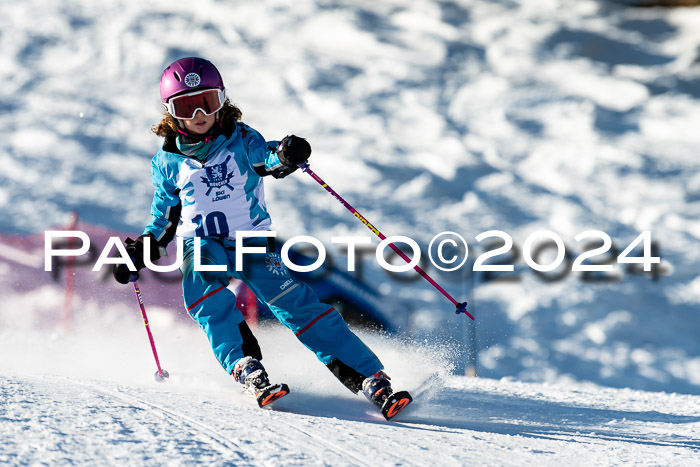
[277,135,311,168]
[112,233,159,284]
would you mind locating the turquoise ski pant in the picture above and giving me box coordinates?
[181,236,383,380]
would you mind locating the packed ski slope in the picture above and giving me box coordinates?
[2,0,700,464]
[1,316,699,465]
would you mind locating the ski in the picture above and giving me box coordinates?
[380,390,413,420]
[254,383,290,408]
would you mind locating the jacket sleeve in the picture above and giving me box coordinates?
[143,153,181,257]
[244,125,297,179]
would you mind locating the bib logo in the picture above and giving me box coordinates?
[202,155,235,199]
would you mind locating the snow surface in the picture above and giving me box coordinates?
[1,311,699,465]
[2,0,700,464]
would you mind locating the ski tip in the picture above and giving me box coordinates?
[257,383,290,408]
[381,391,413,420]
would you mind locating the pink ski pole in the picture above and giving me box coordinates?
[298,163,473,320]
[132,280,170,382]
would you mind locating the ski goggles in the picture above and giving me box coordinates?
[164,88,226,120]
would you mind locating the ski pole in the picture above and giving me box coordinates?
[298,163,473,320]
[132,280,170,381]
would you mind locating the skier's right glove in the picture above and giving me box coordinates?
[112,233,159,284]
[277,135,311,168]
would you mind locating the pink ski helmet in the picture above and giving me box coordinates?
[160,57,225,103]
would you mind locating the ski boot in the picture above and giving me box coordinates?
[362,371,412,420]
[233,356,289,408]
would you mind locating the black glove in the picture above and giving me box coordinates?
[277,135,311,168]
[112,233,159,284]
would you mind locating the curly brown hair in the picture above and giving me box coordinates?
[151,100,243,138]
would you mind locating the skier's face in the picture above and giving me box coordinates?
[181,110,216,135]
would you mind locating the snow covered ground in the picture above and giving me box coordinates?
[4,372,700,465]
[1,313,699,465]
[2,0,700,463]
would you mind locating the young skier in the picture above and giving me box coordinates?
[113,57,412,419]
